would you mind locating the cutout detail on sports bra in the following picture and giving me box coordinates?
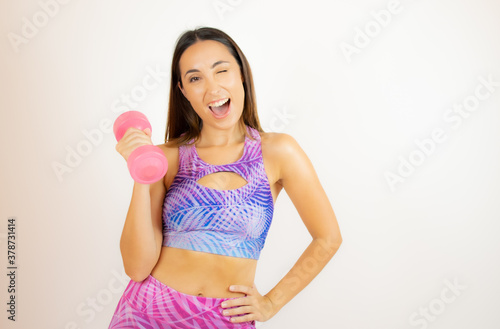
[196,171,248,190]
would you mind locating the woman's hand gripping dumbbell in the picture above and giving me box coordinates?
[113,111,168,184]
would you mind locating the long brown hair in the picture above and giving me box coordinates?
[164,27,263,145]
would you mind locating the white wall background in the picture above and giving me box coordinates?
[1,0,499,328]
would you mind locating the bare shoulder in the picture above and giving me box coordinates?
[260,131,304,183]
[157,140,179,154]
[156,140,180,190]
[260,131,302,158]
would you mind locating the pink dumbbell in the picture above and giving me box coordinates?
[113,111,168,184]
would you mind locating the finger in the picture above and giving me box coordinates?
[116,137,153,161]
[121,127,142,139]
[229,285,251,295]
[116,140,149,157]
[121,127,150,141]
[222,305,252,317]
[221,295,249,309]
[228,312,253,324]
[119,131,153,147]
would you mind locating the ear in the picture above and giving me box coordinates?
[178,81,187,98]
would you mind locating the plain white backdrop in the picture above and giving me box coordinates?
[1,0,499,328]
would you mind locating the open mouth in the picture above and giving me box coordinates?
[208,98,231,118]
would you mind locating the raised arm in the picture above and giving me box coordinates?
[115,125,167,282]
[119,177,166,282]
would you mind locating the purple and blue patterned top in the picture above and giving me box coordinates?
[162,125,274,260]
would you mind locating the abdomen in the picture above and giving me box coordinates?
[150,246,257,298]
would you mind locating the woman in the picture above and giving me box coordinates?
[109,27,342,328]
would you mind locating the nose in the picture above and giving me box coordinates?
[206,76,221,95]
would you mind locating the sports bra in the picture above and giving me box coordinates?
[161,125,274,260]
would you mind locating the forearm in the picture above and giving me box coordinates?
[264,237,342,313]
[120,182,158,280]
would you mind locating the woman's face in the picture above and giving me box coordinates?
[178,40,245,130]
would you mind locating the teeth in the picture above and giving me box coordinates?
[209,98,229,108]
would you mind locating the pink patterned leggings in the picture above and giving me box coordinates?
[108,274,256,329]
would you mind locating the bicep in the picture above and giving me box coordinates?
[279,134,342,243]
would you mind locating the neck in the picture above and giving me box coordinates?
[197,121,246,147]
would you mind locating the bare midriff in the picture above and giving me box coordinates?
[150,246,258,298]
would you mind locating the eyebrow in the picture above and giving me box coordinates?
[184,60,230,78]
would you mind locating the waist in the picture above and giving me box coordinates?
[150,246,258,298]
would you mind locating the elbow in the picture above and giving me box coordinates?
[120,244,158,283]
[121,251,156,283]
[334,235,343,249]
[124,267,151,283]
[316,235,342,252]
[330,230,343,247]
[335,235,343,247]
